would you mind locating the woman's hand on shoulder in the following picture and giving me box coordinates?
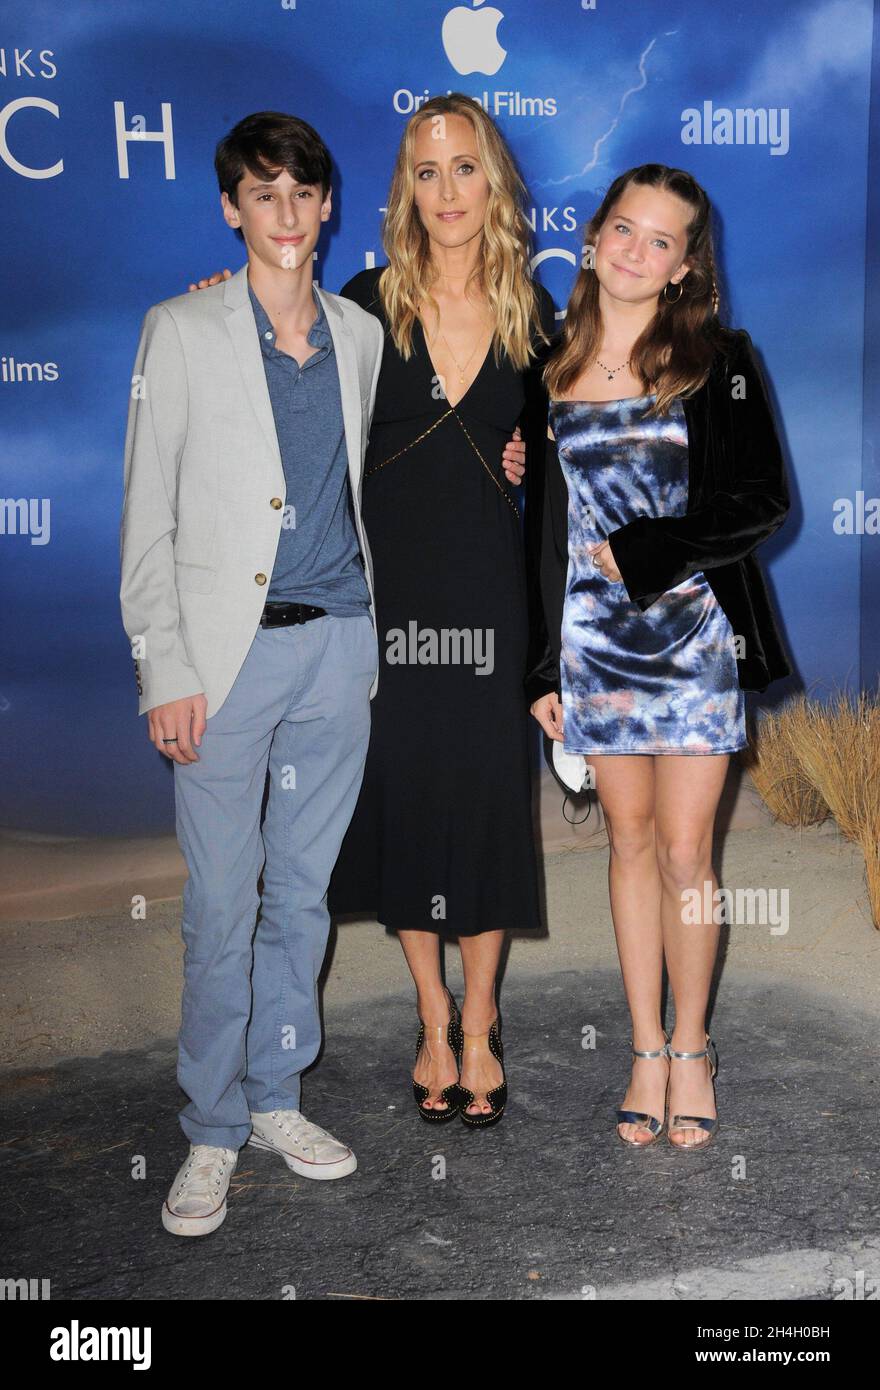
[188,269,232,292]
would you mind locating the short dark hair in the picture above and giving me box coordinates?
[215,111,333,214]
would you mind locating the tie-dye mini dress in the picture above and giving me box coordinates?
[549,393,746,756]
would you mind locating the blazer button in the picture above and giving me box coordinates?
[255,573,267,585]
[270,498,282,509]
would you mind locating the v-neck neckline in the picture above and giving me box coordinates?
[417,316,493,411]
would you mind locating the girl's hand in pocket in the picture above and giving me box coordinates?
[587,540,621,582]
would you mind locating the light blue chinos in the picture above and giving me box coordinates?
[173,613,376,1150]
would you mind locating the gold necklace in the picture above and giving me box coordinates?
[422,293,493,385]
[438,329,487,385]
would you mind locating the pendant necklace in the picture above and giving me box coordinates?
[595,356,631,382]
[439,331,485,385]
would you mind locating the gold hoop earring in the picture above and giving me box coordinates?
[663,280,684,303]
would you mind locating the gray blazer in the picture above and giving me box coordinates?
[120,265,384,717]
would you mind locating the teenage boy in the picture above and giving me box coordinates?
[120,111,383,1236]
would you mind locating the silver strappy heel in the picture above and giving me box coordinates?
[615,1036,669,1148]
[666,1033,719,1150]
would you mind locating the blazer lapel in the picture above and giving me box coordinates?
[316,286,362,497]
[222,270,362,495]
[222,267,283,482]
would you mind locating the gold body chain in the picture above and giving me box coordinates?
[364,403,520,518]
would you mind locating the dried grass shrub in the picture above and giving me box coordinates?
[747,689,880,929]
[744,700,828,827]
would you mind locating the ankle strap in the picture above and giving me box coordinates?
[668,1033,713,1060]
[631,1034,669,1060]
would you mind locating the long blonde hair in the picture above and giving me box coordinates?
[545,164,727,415]
[379,94,547,372]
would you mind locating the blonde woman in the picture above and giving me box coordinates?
[530,164,790,1148]
[328,94,555,1126]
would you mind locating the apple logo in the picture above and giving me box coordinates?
[442,0,507,77]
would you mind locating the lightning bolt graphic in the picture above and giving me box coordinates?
[534,30,678,189]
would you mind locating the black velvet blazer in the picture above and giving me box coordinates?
[522,327,792,702]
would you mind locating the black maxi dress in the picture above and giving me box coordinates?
[328,266,555,936]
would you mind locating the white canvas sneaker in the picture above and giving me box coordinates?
[161,1143,238,1236]
[248,1109,357,1179]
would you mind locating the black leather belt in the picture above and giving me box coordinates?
[259,601,327,628]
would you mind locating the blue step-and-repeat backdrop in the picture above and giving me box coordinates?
[1,0,877,834]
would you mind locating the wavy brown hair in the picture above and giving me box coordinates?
[545,164,729,415]
[378,94,548,372]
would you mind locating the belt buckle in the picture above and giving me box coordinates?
[261,603,286,629]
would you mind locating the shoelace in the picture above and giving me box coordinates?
[175,1145,232,1198]
[270,1111,332,1151]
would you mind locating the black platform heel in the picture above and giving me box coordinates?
[459,1016,506,1127]
[413,988,463,1123]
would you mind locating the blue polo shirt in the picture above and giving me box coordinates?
[249,281,371,613]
